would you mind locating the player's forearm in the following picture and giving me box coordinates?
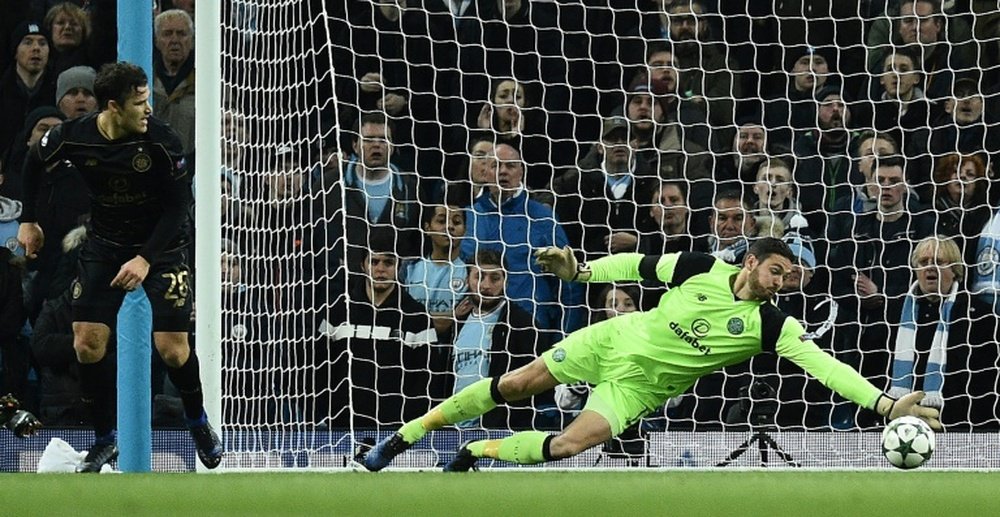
[817,360,883,410]
[781,340,882,410]
[582,253,645,283]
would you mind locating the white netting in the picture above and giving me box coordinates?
[218,0,1000,468]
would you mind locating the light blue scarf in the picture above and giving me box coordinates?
[888,281,957,409]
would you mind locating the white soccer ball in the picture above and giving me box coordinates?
[881,416,935,469]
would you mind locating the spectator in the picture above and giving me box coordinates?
[240,144,317,326]
[764,46,837,152]
[716,116,768,189]
[932,153,992,267]
[0,22,57,160]
[461,142,583,334]
[631,59,712,191]
[752,157,810,236]
[793,85,854,229]
[930,76,1000,159]
[639,180,696,256]
[591,283,641,324]
[55,64,96,119]
[152,9,195,154]
[1,105,65,202]
[703,189,756,264]
[0,247,27,401]
[12,107,89,321]
[621,75,665,171]
[865,0,975,101]
[475,78,553,191]
[220,239,278,425]
[315,232,439,428]
[29,287,90,425]
[481,0,572,168]
[827,156,934,425]
[871,47,933,130]
[888,236,998,429]
[405,202,468,339]
[664,1,741,135]
[341,113,420,267]
[864,47,936,194]
[446,134,495,209]
[0,173,23,258]
[437,249,551,429]
[330,0,438,189]
[42,2,90,76]
[553,115,658,260]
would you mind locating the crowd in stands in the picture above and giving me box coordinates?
[2,0,1000,437]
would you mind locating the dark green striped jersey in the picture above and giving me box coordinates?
[585,252,882,408]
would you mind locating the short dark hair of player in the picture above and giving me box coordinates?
[747,237,794,265]
[872,154,906,174]
[94,62,148,111]
[351,112,394,144]
[472,249,506,271]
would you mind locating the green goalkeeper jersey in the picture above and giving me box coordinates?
[585,252,883,409]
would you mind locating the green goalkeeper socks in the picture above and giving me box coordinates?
[469,431,551,465]
[398,378,498,444]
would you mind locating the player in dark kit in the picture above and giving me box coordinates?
[17,62,223,472]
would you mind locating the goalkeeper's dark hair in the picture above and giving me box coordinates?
[94,61,148,111]
[747,237,795,265]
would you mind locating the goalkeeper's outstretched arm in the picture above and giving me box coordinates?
[534,247,682,284]
[775,317,943,430]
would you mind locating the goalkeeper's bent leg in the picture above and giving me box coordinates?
[463,409,614,465]
[398,377,502,444]
[467,431,553,465]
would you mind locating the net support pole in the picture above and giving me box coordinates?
[194,0,224,472]
[116,0,154,473]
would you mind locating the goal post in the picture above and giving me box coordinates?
[197,0,1000,471]
[194,0,224,473]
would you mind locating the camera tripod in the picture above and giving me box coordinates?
[716,426,800,467]
[717,379,800,467]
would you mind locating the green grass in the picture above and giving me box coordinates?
[1,471,996,516]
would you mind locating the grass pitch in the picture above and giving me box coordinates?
[1,471,995,516]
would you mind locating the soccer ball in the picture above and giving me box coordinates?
[881,416,935,469]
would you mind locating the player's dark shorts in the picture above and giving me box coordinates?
[71,238,192,332]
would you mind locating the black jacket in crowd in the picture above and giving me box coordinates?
[319,282,440,429]
[29,289,90,425]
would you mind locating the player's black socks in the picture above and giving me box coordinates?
[79,355,117,441]
[166,351,205,423]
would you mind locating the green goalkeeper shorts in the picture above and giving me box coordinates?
[541,318,668,437]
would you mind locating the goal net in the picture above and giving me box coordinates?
[216,0,1000,469]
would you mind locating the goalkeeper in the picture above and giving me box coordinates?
[363,237,941,471]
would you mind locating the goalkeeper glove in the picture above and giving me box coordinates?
[0,394,42,438]
[877,391,942,431]
[533,246,589,282]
